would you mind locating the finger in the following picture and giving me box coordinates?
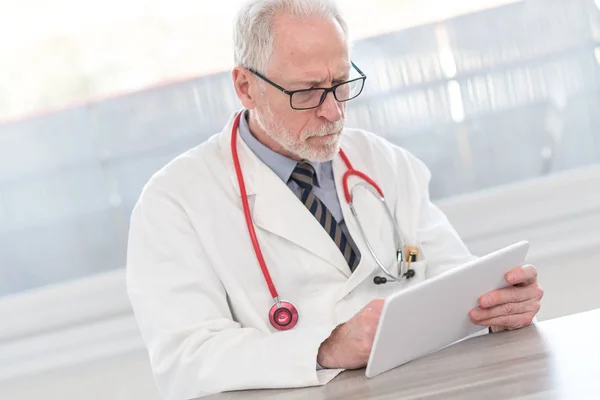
[365,299,385,312]
[369,299,385,309]
[479,284,543,308]
[470,298,540,322]
[362,299,385,317]
[505,265,538,286]
[473,312,536,330]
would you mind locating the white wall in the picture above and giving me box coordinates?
[1,164,599,400]
[440,164,600,321]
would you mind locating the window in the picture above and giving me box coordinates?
[1,0,599,296]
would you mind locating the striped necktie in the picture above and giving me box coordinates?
[290,162,359,271]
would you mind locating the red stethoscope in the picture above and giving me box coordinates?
[231,111,413,331]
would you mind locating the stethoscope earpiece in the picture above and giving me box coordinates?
[373,276,387,285]
[404,269,416,279]
[374,268,416,285]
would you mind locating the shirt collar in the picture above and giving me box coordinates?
[237,110,326,187]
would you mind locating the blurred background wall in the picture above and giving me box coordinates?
[1,0,599,398]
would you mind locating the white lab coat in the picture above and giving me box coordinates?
[126,111,475,400]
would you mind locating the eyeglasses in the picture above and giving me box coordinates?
[247,62,367,110]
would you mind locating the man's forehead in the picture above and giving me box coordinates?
[288,62,351,83]
[271,14,347,58]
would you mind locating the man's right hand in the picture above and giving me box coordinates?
[316,299,385,370]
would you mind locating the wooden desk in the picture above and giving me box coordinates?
[206,309,600,399]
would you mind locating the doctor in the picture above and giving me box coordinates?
[126,0,543,399]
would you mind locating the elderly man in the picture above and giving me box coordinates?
[126,0,543,399]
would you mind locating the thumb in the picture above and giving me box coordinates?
[367,298,385,312]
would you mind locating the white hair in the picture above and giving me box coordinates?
[233,0,349,73]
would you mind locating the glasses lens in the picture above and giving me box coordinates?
[335,79,364,101]
[290,79,365,110]
[291,89,326,109]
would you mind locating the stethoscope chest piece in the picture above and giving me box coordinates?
[269,299,299,330]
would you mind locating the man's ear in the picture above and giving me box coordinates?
[232,67,258,109]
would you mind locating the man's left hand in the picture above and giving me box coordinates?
[469,264,543,333]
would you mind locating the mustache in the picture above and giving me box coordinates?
[303,118,345,138]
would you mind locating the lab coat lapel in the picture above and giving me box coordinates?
[221,112,351,278]
[251,168,351,278]
[332,148,386,301]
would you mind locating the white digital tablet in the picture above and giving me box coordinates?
[365,241,530,378]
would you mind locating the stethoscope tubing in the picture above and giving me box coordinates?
[230,111,409,330]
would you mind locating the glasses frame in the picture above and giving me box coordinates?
[247,61,367,110]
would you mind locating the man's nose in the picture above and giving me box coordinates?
[316,91,343,122]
